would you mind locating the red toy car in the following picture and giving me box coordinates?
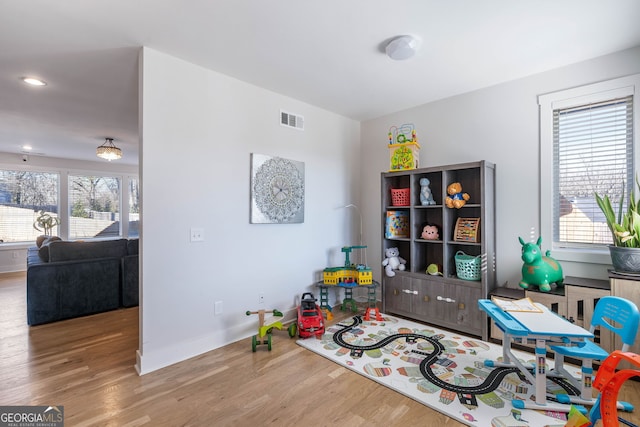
[296,292,325,338]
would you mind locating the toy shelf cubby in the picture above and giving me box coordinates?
[381,160,496,340]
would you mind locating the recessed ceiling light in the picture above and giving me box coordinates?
[22,145,33,151]
[22,77,47,86]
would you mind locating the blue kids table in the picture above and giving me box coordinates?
[478,298,594,411]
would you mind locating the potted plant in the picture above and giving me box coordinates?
[595,176,640,272]
[33,210,60,247]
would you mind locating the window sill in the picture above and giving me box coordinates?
[0,242,33,250]
[550,246,612,265]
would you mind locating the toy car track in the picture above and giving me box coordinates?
[332,316,577,398]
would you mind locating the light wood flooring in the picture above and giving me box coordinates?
[1,272,640,426]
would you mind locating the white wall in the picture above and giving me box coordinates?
[137,48,361,374]
[361,46,640,288]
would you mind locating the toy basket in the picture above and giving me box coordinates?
[391,188,410,206]
[454,251,482,281]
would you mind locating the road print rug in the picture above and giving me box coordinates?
[297,314,582,427]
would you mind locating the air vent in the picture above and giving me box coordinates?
[280,110,304,131]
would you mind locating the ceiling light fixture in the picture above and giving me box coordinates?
[96,137,122,161]
[22,77,47,86]
[385,35,421,61]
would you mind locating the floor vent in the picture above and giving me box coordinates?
[280,110,304,130]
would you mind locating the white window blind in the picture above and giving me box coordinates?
[553,95,633,247]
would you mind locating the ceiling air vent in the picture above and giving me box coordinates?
[280,110,304,131]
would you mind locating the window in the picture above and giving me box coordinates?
[68,174,121,239]
[539,74,640,263]
[554,96,633,246]
[0,170,59,243]
[128,177,140,238]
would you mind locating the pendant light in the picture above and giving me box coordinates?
[96,137,122,161]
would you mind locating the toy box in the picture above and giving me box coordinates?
[385,211,409,238]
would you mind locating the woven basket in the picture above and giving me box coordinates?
[391,188,410,206]
[454,251,482,281]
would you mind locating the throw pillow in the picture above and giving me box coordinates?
[37,236,62,262]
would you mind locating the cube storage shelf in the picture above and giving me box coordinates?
[381,160,496,340]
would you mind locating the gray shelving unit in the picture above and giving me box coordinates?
[381,160,496,340]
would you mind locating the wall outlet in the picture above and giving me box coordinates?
[214,300,223,315]
[190,227,205,242]
[258,293,265,305]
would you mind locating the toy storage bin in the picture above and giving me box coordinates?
[454,251,481,281]
[391,188,410,206]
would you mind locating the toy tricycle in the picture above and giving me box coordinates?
[246,308,296,351]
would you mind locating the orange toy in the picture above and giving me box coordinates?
[589,350,640,426]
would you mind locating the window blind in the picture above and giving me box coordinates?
[553,95,633,246]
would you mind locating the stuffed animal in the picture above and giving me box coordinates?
[419,178,436,206]
[421,224,439,240]
[382,247,406,277]
[445,182,470,209]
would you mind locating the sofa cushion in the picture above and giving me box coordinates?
[48,239,127,262]
[127,239,138,255]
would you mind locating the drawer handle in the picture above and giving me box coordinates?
[437,296,455,303]
[403,289,418,295]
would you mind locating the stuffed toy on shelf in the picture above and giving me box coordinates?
[445,182,470,209]
[382,247,406,277]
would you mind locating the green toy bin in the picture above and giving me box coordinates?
[454,251,481,281]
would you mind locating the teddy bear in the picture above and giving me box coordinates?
[382,247,406,277]
[445,182,470,209]
[419,178,435,205]
[421,224,439,240]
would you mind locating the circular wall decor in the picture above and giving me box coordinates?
[251,154,305,223]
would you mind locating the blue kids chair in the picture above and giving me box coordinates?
[549,296,640,409]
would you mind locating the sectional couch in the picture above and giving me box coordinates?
[26,238,139,325]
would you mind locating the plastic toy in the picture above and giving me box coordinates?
[421,224,439,240]
[419,178,436,205]
[388,124,420,171]
[445,182,470,209]
[323,245,372,285]
[294,292,325,338]
[426,263,443,276]
[518,236,564,292]
[245,308,295,351]
[589,350,640,427]
[382,247,406,277]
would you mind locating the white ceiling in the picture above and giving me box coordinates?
[1,0,639,165]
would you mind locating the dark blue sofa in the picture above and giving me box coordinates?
[26,238,139,325]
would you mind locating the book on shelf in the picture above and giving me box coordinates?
[491,296,543,313]
[385,210,409,238]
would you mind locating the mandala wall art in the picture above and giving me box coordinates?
[250,154,305,224]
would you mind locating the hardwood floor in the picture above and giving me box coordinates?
[1,271,639,426]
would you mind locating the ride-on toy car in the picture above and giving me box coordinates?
[294,292,325,338]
